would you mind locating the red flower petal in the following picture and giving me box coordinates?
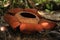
[4,14,20,29]
[39,19,56,30]
[8,8,23,15]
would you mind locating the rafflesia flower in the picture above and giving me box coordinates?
[4,8,56,34]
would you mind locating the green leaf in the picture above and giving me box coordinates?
[45,9,50,13]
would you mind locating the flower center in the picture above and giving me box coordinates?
[20,12,36,18]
